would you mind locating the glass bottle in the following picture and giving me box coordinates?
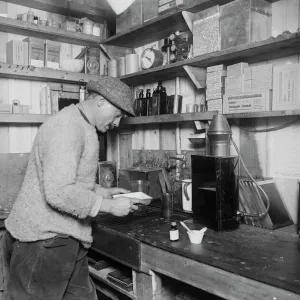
[146,89,152,116]
[169,221,179,242]
[139,89,148,116]
[152,85,160,115]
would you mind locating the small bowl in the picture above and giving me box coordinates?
[187,230,205,244]
[60,58,84,73]
[188,133,206,145]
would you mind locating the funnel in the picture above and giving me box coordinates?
[207,115,232,156]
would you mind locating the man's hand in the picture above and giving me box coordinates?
[99,197,139,217]
[95,186,130,199]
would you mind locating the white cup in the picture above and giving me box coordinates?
[187,230,204,244]
[182,179,192,212]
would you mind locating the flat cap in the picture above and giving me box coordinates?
[87,76,135,116]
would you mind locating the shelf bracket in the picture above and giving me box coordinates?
[183,65,206,89]
[182,11,195,32]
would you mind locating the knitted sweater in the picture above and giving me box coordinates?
[5,104,102,248]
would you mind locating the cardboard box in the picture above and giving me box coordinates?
[206,92,223,100]
[225,76,243,93]
[143,0,159,22]
[272,64,300,111]
[116,0,143,33]
[223,90,272,113]
[23,37,45,67]
[193,6,220,57]
[207,64,226,73]
[6,40,28,65]
[220,0,271,49]
[227,62,249,78]
[45,40,60,70]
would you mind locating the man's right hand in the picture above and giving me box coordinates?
[99,196,139,217]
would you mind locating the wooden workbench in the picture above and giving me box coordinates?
[92,210,300,300]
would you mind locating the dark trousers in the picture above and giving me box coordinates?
[4,231,98,300]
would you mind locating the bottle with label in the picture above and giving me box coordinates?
[169,221,179,242]
[152,82,167,115]
[79,85,86,102]
[146,89,152,116]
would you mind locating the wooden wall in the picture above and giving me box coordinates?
[0,1,87,209]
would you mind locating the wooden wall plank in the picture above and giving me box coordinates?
[0,153,29,210]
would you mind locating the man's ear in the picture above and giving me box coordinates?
[97,99,106,108]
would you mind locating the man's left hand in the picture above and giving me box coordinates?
[96,186,130,198]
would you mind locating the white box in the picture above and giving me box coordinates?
[223,90,272,114]
[227,62,248,78]
[207,64,226,73]
[272,64,300,111]
[6,40,28,65]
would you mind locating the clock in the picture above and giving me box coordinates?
[141,48,164,70]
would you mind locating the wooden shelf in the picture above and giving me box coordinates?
[0,113,49,124]
[1,0,114,24]
[120,110,300,127]
[89,266,136,300]
[0,63,98,83]
[102,0,277,48]
[225,110,300,119]
[102,0,233,48]
[0,17,101,48]
[120,33,300,86]
[120,111,216,126]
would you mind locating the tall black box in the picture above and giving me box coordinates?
[191,155,239,231]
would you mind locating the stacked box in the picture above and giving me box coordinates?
[193,6,220,57]
[23,37,45,67]
[45,40,60,70]
[225,62,248,94]
[207,99,223,113]
[223,90,272,113]
[206,64,226,113]
[6,40,29,65]
[272,64,300,111]
[242,64,273,93]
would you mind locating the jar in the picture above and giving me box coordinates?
[82,19,93,35]
[169,222,179,241]
[27,10,34,23]
[92,24,101,37]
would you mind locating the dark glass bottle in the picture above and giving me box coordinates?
[139,89,147,116]
[146,89,152,116]
[133,90,141,116]
[151,85,160,115]
[169,221,179,241]
[160,86,167,114]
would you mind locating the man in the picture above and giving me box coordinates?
[4,76,139,300]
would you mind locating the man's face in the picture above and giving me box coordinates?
[94,96,123,133]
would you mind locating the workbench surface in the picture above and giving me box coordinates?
[92,210,300,299]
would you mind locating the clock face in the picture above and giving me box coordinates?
[141,49,155,69]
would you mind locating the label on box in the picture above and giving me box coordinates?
[273,65,299,110]
[46,44,60,69]
[223,91,272,113]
